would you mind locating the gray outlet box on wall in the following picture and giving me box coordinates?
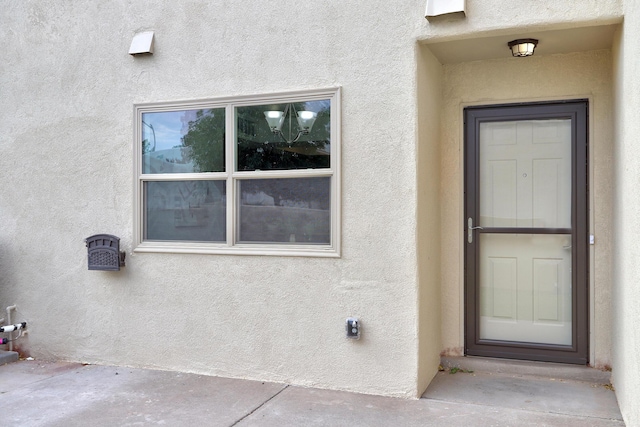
[346,317,361,339]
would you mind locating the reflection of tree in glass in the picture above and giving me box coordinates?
[181,109,225,173]
[180,103,330,173]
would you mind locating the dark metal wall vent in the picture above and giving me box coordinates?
[85,234,126,271]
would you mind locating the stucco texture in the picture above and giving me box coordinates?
[612,1,640,425]
[0,1,422,397]
[1,0,637,410]
[416,0,622,41]
[416,44,443,394]
[433,49,615,367]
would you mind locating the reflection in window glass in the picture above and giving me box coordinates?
[144,181,226,242]
[136,88,340,253]
[238,178,330,243]
[236,100,331,171]
[142,108,225,174]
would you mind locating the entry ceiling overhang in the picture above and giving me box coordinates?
[424,24,619,64]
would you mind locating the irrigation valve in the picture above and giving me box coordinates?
[346,317,361,340]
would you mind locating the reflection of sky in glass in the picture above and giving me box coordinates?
[142,110,210,152]
[142,112,183,152]
[307,99,330,112]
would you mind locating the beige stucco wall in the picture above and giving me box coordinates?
[0,1,424,398]
[0,0,632,402]
[415,0,622,41]
[414,3,622,394]
[433,49,615,368]
[416,44,443,394]
[612,2,640,425]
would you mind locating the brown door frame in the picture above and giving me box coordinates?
[464,100,589,364]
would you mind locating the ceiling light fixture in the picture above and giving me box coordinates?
[508,39,538,57]
[264,104,317,143]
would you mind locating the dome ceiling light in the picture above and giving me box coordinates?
[508,39,538,57]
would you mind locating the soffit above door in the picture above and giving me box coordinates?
[424,24,619,64]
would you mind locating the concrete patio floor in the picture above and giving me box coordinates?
[0,355,625,426]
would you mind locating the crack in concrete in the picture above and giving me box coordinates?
[230,384,290,426]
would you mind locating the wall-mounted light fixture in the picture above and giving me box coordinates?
[508,39,538,57]
[264,104,317,143]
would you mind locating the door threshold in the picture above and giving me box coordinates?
[440,356,610,384]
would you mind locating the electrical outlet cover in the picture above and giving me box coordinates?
[346,317,360,339]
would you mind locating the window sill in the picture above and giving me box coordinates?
[133,241,340,258]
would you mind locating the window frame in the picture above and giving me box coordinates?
[133,87,341,257]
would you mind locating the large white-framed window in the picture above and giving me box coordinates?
[133,88,341,257]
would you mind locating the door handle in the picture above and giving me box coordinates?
[467,217,484,243]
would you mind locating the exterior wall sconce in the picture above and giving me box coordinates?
[508,39,538,57]
[264,104,317,143]
[129,31,155,56]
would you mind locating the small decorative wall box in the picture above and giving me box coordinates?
[85,234,126,271]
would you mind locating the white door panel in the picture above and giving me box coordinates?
[480,120,571,229]
[479,234,572,345]
[478,119,572,346]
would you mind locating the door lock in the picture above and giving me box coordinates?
[467,218,483,243]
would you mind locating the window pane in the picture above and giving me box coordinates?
[144,181,226,242]
[238,178,330,244]
[236,100,331,171]
[142,108,225,174]
[479,233,572,345]
[479,119,571,228]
